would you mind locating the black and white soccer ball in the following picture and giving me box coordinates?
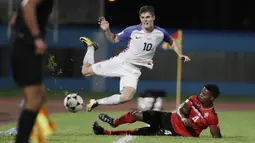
[64,93,83,113]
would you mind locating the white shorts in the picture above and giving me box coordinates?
[92,57,141,93]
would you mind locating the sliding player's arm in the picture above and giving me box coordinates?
[98,17,119,43]
[176,102,192,126]
[21,0,42,38]
[209,116,222,138]
[210,126,222,138]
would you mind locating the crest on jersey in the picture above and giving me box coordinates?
[204,112,209,118]
[156,37,161,42]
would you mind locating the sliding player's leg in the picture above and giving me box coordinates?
[93,121,156,136]
[97,110,179,136]
[98,110,164,129]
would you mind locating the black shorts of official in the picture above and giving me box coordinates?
[10,37,43,88]
[138,110,180,136]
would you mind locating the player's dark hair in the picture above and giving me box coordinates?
[139,5,155,16]
[205,84,220,99]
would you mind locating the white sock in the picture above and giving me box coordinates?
[83,46,95,65]
[97,94,121,105]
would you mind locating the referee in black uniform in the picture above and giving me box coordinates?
[9,0,53,143]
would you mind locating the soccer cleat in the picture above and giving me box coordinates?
[93,121,105,135]
[79,37,99,51]
[98,113,118,128]
[86,99,98,112]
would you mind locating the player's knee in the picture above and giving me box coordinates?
[81,65,94,77]
[81,65,89,76]
[40,86,47,104]
[121,94,134,102]
[121,87,136,102]
[82,70,90,77]
[42,94,47,105]
[26,96,45,111]
[131,111,143,121]
[23,86,46,111]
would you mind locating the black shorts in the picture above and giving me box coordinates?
[137,110,179,136]
[10,37,43,87]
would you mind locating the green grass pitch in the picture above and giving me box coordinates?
[0,111,255,143]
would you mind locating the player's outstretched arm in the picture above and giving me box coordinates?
[98,16,119,43]
[170,38,191,62]
[162,29,191,62]
[210,127,222,138]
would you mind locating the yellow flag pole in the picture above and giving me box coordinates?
[176,30,183,108]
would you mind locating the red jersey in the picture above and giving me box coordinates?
[171,95,219,137]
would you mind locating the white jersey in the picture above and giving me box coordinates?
[116,24,173,69]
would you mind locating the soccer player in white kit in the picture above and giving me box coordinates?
[80,5,191,112]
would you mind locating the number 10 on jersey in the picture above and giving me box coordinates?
[143,42,153,51]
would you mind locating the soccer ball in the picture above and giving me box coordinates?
[64,93,83,113]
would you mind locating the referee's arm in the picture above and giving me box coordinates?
[21,0,42,38]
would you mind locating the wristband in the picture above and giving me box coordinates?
[33,34,42,40]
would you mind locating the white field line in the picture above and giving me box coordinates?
[112,135,137,143]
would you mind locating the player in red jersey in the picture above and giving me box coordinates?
[92,84,222,138]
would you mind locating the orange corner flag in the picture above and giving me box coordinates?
[30,107,56,143]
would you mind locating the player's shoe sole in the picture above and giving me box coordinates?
[79,37,99,51]
[98,113,118,128]
[93,121,105,135]
[86,99,98,112]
